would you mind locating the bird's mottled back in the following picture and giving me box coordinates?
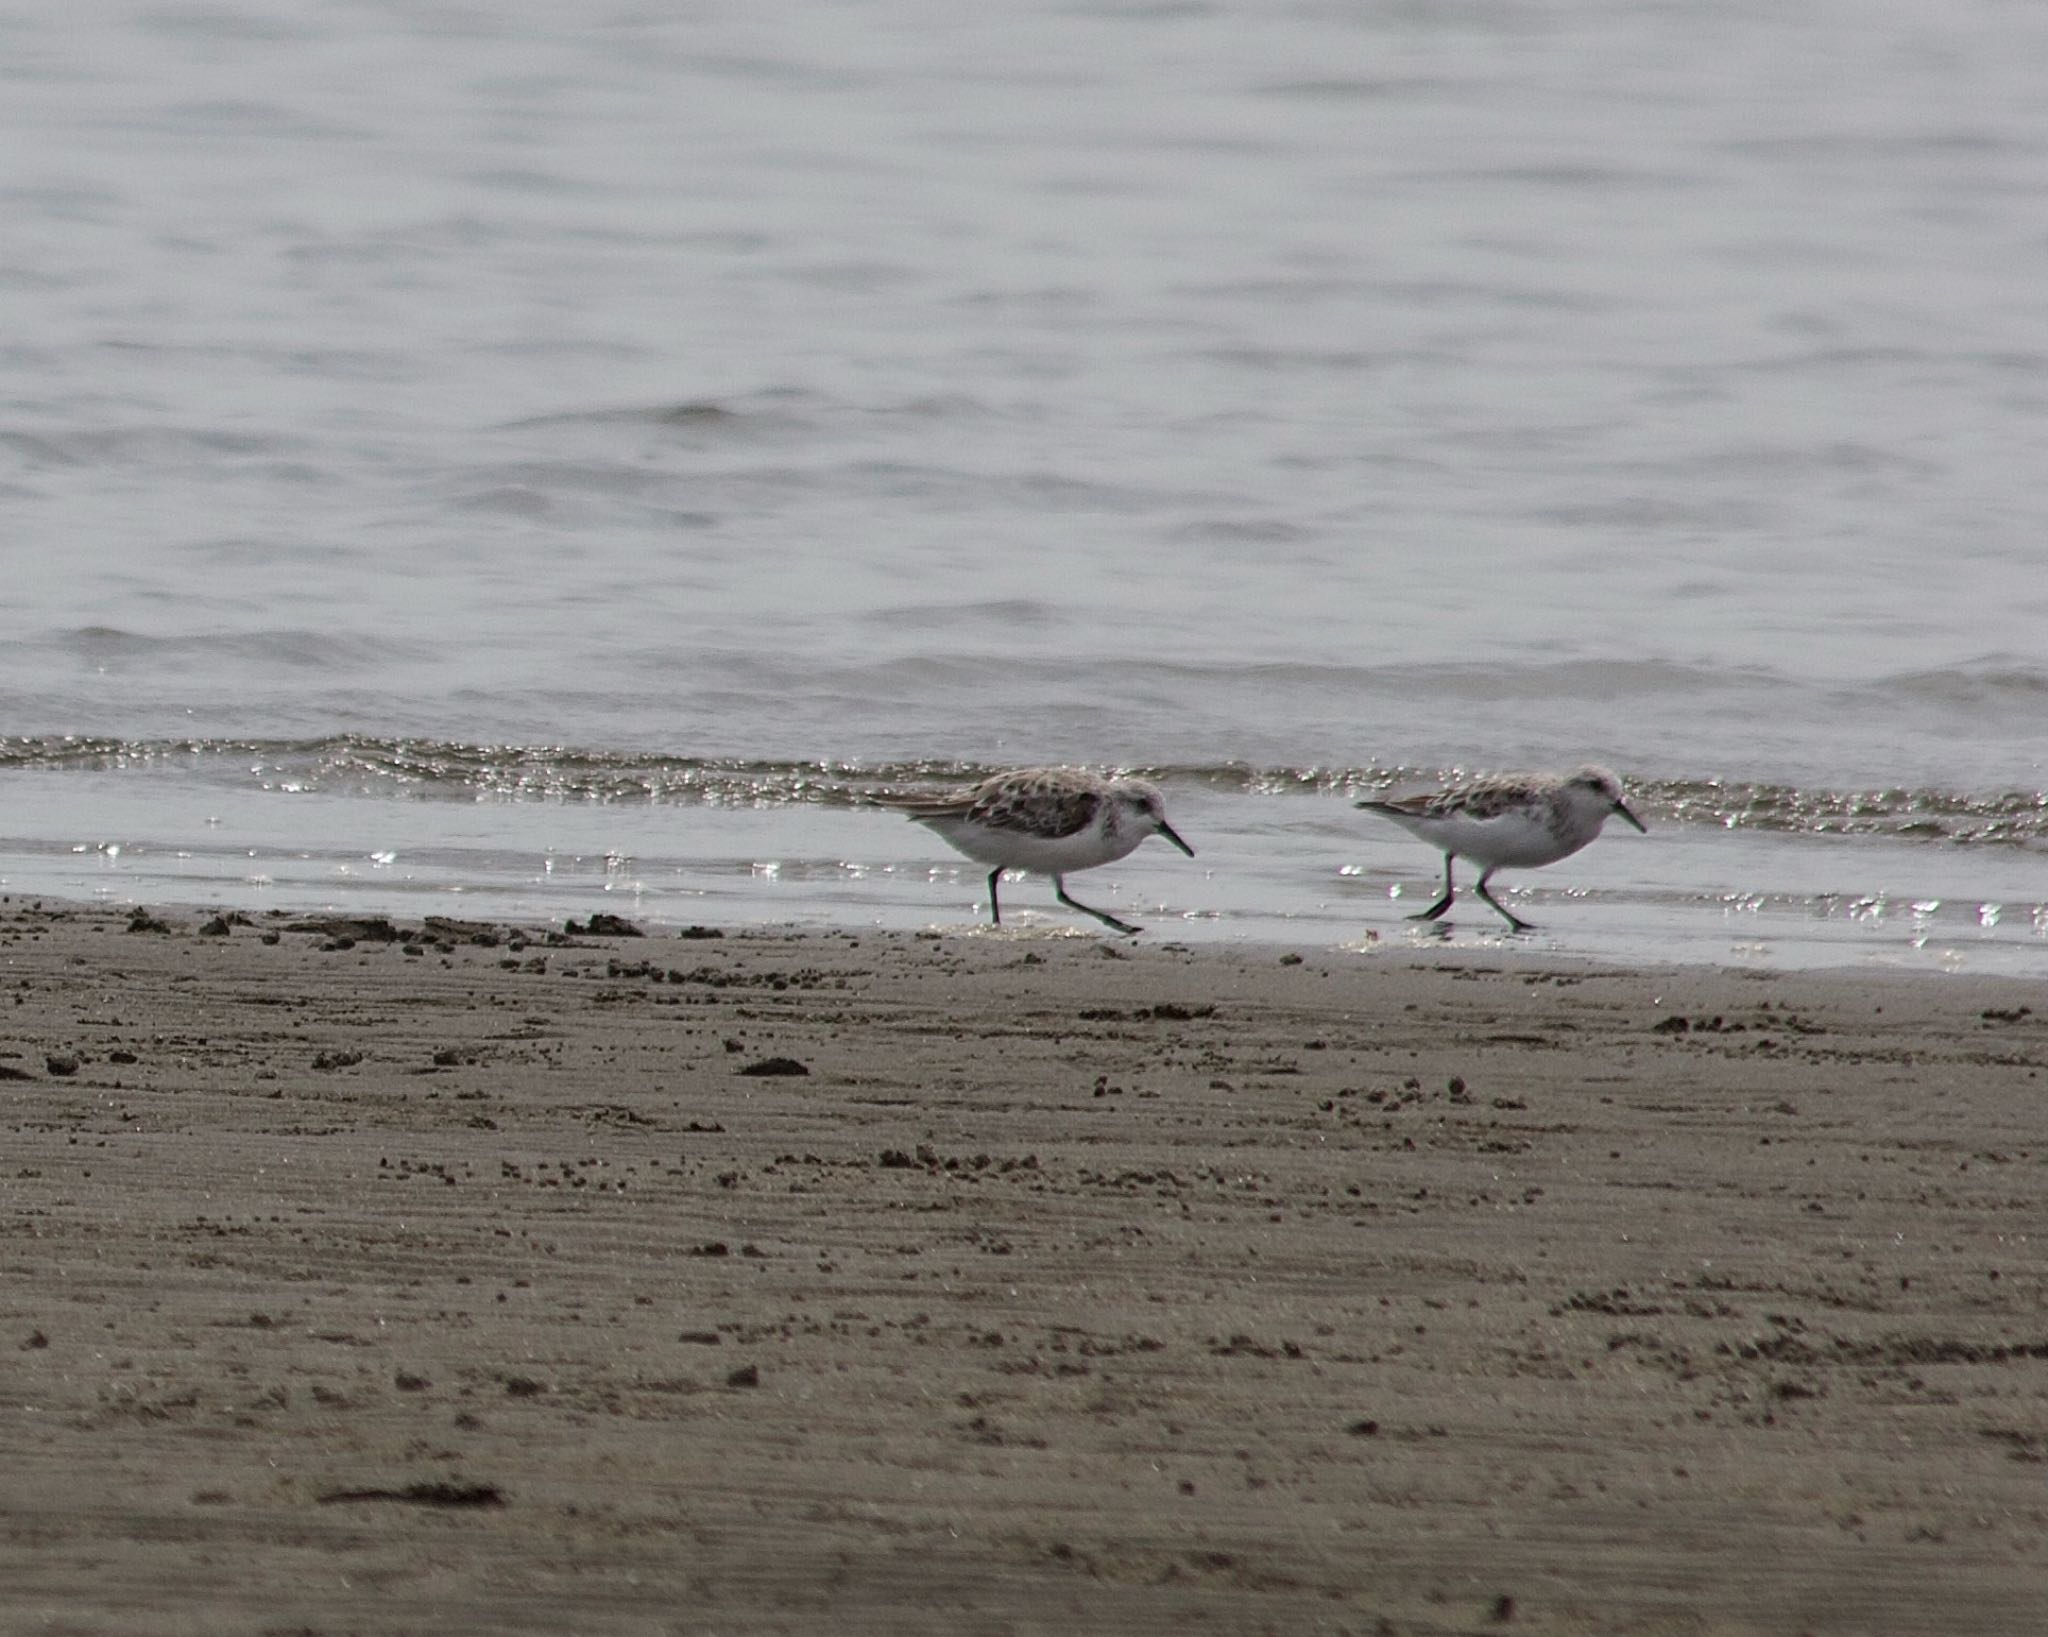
[965,769,1105,840]
[1375,772,1553,823]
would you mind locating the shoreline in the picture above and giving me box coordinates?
[4,901,2046,1633]
[8,769,2048,981]
[6,874,2044,987]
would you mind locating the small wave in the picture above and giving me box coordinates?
[836,462,1162,512]
[1438,164,1697,193]
[1724,131,2031,162]
[0,425,301,469]
[504,400,780,433]
[1665,439,1944,479]
[437,460,676,501]
[450,485,555,518]
[1168,518,1314,546]
[49,627,427,671]
[861,599,1061,631]
[498,387,827,439]
[1879,660,2048,707]
[1526,495,1769,532]
[1725,344,1933,376]
[1255,76,1454,103]
[1197,343,1450,373]
[653,653,1783,703]
[1651,778,2048,847]
[161,97,361,142]
[498,388,1018,444]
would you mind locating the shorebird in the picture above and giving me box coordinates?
[1357,763,1646,933]
[876,766,1194,934]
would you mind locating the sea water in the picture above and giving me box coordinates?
[2,1,2045,972]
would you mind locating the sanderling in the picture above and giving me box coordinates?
[875,766,1195,935]
[1356,763,1646,933]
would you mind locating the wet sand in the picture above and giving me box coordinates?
[3,901,2045,1635]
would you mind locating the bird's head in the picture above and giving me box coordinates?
[1568,764,1647,833]
[1117,778,1195,856]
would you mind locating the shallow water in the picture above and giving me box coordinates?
[2,3,2044,972]
[6,743,2045,976]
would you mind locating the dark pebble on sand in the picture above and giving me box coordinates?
[286,916,402,943]
[565,913,643,938]
[737,1056,810,1078]
[318,1481,505,1509]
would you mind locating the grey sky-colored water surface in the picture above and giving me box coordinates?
[3,2,2045,969]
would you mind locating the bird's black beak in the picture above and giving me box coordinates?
[1158,820,1195,857]
[1615,800,1648,834]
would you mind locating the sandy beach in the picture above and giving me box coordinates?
[3,900,2045,1635]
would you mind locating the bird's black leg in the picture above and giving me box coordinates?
[986,868,1004,926]
[1409,853,1457,921]
[1475,867,1532,933]
[1054,875,1142,936]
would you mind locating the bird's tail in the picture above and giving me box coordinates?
[864,785,977,820]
